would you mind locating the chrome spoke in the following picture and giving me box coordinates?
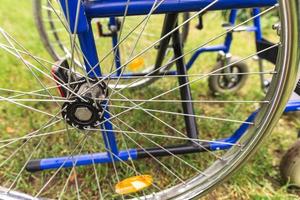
[105,103,253,125]
[35,135,88,198]
[0,95,59,118]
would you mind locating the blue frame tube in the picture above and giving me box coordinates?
[77,23,102,78]
[84,0,277,18]
[186,8,261,70]
[253,8,263,41]
[59,0,102,78]
[186,45,227,70]
[39,149,137,170]
[101,110,119,157]
[223,9,237,53]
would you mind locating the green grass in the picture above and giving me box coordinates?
[0,0,299,199]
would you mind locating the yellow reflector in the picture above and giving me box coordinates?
[128,57,145,71]
[115,175,153,195]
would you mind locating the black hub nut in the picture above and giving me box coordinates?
[62,79,107,130]
[62,98,103,130]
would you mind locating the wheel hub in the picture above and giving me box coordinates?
[63,78,107,130]
[51,60,107,130]
[74,106,93,121]
[62,97,104,130]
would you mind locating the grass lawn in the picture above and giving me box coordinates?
[0,0,299,199]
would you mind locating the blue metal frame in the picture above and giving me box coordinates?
[83,0,276,18]
[28,0,300,172]
[186,8,262,70]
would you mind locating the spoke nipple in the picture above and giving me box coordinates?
[272,23,281,36]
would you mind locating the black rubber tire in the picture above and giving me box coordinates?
[208,56,249,95]
[280,140,300,187]
[33,0,61,60]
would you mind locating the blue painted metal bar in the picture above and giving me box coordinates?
[59,0,101,78]
[58,0,88,33]
[210,110,258,150]
[284,100,300,112]
[84,0,277,18]
[210,100,300,151]
[186,8,261,73]
[222,9,237,53]
[39,149,137,170]
[253,8,263,41]
[186,45,227,70]
[101,109,119,157]
[77,23,102,78]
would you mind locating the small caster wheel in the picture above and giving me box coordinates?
[280,140,300,187]
[208,56,249,95]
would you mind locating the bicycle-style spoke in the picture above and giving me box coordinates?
[89,134,162,192]
[0,118,63,169]
[3,109,69,192]
[0,95,59,118]
[34,135,88,198]
[105,103,253,125]
[0,29,86,102]
[103,43,279,123]
[104,110,207,175]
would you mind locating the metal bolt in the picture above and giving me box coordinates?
[110,25,118,32]
[272,23,281,36]
[74,107,93,121]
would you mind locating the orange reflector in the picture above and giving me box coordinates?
[115,175,153,195]
[128,57,145,71]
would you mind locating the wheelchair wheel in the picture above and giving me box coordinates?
[208,56,249,95]
[280,140,300,187]
[0,0,299,199]
[33,0,190,89]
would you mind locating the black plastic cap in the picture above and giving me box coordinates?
[26,160,42,172]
